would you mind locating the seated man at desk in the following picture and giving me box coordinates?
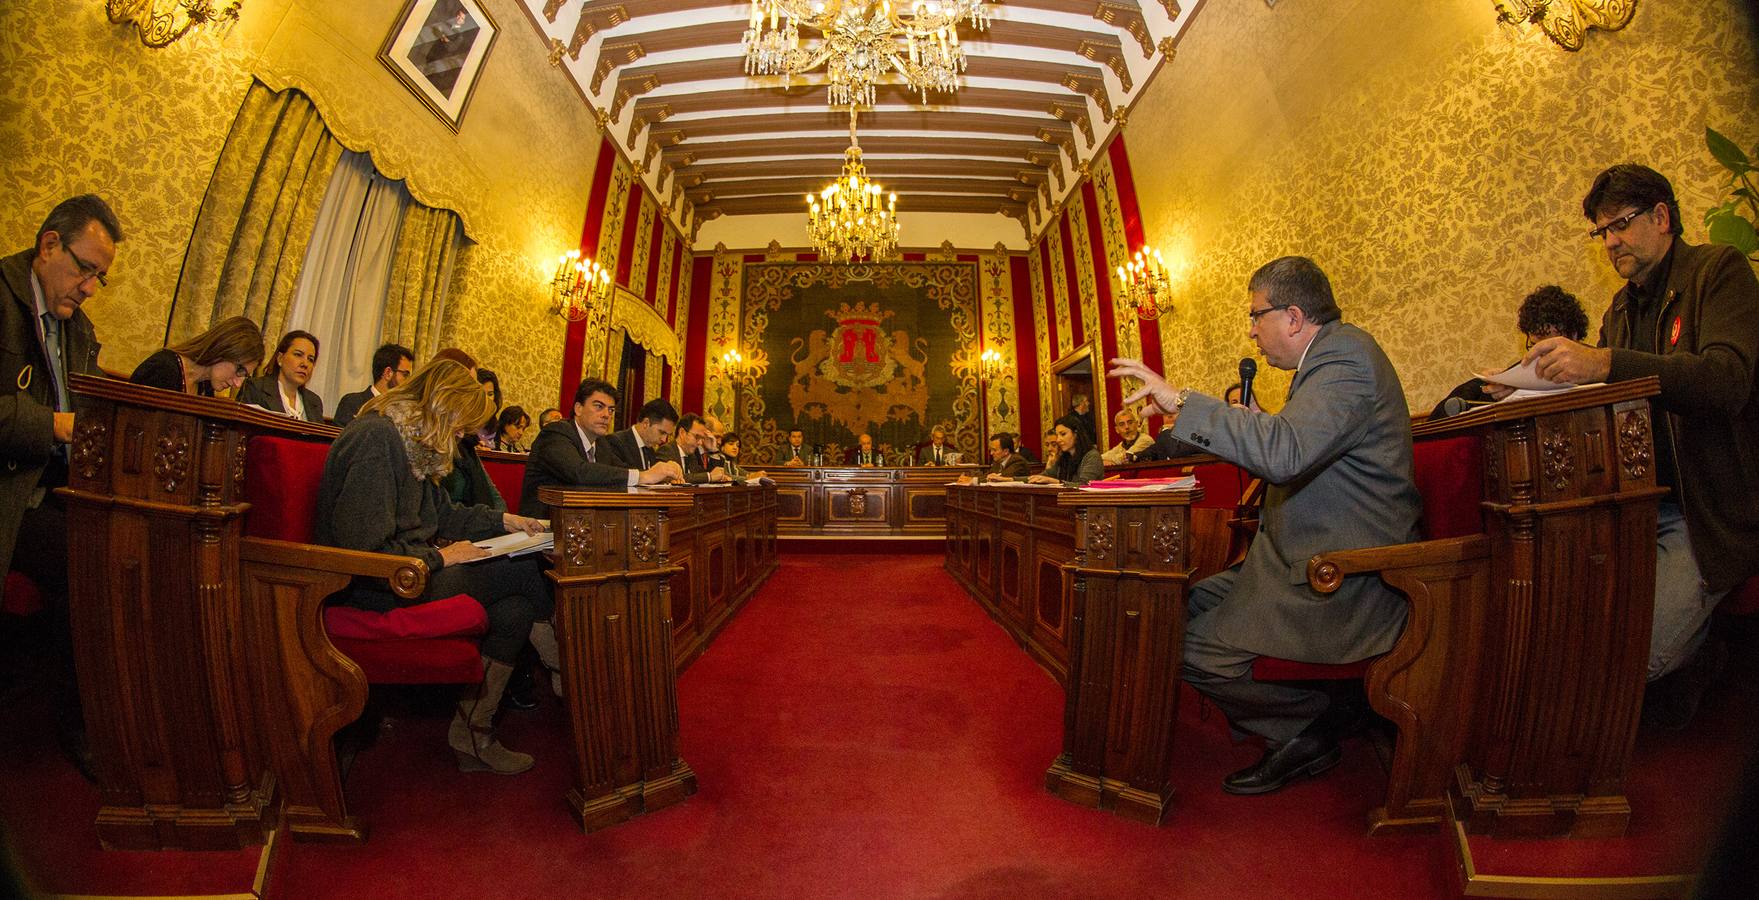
[1101,406,1156,465]
[778,428,810,466]
[602,397,677,469]
[658,413,732,484]
[1523,163,1759,728]
[1110,255,1420,795]
[916,426,957,466]
[957,433,1033,484]
[848,433,881,467]
[518,378,679,516]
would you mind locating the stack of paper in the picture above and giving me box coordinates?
[468,530,554,562]
[1078,475,1198,492]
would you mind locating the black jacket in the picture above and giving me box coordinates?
[601,427,654,470]
[518,420,634,517]
[657,442,717,484]
[129,348,212,396]
[332,387,374,427]
[1601,238,1759,592]
[238,375,325,423]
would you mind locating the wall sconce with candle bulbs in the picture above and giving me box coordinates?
[1117,248,1172,321]
[718,346,747,374]
[551,249,613,326]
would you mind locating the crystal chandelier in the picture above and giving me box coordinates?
[743,1,994,107]
[807,108,901,263]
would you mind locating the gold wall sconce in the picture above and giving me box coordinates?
[108,0,242,48]
[1493,0,1636,51]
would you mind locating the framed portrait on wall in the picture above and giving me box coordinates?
[378,0,499,132]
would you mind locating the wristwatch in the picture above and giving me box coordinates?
[1172,388,1191,411]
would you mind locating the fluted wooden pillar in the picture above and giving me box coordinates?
[540,486,697,832]
[1045,488,1201,825]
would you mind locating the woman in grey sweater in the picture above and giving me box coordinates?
[316,359,551,775]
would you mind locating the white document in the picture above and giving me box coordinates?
[467,529,553,562]
[1479,359,1574,391]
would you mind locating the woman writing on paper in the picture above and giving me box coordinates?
[1026,415,1105,487]
[316,359,554,776]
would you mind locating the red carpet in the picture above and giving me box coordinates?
[4,553,1751,898]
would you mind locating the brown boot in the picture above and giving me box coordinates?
[449,657,535,775]
[530,621,564,698]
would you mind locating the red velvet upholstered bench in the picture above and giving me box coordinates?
[1253,434,1485,682]
[242,434,485,684]
[2,572,43,618]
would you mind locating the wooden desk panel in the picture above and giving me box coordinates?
[768,466,976,537]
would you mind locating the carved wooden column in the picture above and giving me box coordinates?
[1045,488,1201,825]
[60,376,322,849]
[1448,382,1665,838]
[540,487,698,833]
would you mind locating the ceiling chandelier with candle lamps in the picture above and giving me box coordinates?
[807,107,901,262]
[743,1,994,107]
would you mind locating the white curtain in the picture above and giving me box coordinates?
[286,149,411,411]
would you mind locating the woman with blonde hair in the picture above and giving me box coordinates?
[129,316,264,396]
[315,358,552,775]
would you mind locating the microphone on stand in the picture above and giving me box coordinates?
[1238,358,1257,410]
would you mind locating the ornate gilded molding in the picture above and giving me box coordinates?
[1494,0,1637,51]
[608,287,680,361]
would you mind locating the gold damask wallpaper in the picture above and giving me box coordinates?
[1123,0,1759,411]
[0,0,602,421]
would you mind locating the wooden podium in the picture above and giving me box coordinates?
[58,376,337,849]
[539,486,699,832]
[1044,488,1202,825]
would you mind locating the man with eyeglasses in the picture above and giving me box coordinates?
[2,194,123,781]
[1107,256,1420,796]
[517,378,681,516]
[333,343,415,428]
[1522,164,1759,729]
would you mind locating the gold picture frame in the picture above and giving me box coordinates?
[378,0,499,133]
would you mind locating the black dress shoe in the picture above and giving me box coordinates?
[1222,734,1342,795]
[502,664,539,712]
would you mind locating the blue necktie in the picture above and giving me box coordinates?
[40,312,69,413]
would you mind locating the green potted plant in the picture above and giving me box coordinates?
[1704,126,1759,260]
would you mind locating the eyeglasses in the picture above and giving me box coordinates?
[64,244,107,288]
[1588,207,1651,241]
[1247,305,1289,324]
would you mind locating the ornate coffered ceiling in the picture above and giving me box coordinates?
[517,0,1201,242]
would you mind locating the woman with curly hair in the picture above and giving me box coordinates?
[315,358,551,775]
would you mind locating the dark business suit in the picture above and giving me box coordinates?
[1158,321,1420,743]
[985,453,1032,479]
[656,442,716,484]
[846,448,881,467]
[332,387,374,427]
[601,427,654,470]
[776,444,809,465]
[916,442,955,466]
[237,375,325,422]
[518,420,635,517]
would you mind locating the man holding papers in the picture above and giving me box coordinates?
[1109,256,1420,795]
[1523,165,1759,728]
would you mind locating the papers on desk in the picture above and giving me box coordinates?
[1078,475,1198,493]
[1479,359,1575,392]
[467,528,553,562]
[1498,382,1606,403]
[745,475,775,486]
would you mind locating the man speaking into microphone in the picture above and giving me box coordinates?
[1108,255,1420,796]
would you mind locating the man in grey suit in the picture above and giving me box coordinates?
[1110,256,1420,795]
